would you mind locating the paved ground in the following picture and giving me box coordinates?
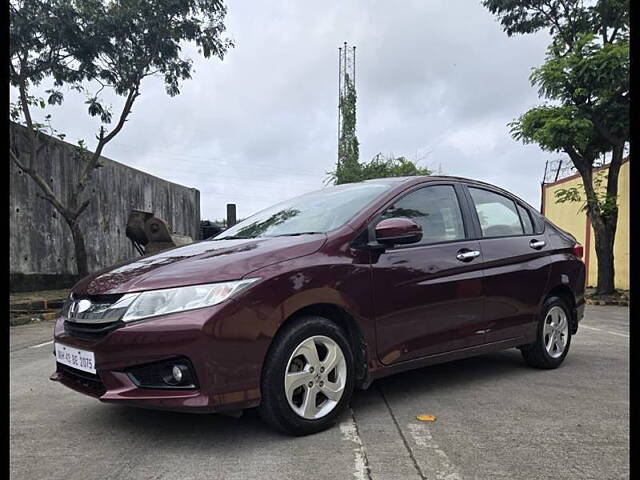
[10,306,629,480]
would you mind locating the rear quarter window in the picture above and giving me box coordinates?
[531,211,546,234]
[517,204,534,235]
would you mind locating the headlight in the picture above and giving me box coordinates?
[121,278,259,322]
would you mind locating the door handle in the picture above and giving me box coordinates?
[529,239,546,250]
[456,250,480,262]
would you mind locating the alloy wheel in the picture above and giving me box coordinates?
[284,335,347,420]
[543,306,569,358]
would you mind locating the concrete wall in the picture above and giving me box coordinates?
[10,123,201,292]
[542,158,629,290]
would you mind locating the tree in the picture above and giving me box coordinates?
[10,0,233,276]
[331,151,431,184]
[483,0,629,294]
[334,72,361,184]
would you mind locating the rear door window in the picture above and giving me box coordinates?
[468,187,524,237]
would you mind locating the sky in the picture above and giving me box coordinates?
[16,0,562,223]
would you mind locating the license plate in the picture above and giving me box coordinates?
[55,343,96,374]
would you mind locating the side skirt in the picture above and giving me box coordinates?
[368,337,528,383]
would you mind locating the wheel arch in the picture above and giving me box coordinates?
[545,284,579,334]
[268,302,372,390]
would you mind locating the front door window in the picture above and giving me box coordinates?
[381,185,465,245]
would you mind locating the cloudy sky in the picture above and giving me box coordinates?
[18,0,562,222]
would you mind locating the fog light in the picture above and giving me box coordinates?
[126,357,198,389]
[163,364,189,386]
[172,365,184,383]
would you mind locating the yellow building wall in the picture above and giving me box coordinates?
[542,160,629,290]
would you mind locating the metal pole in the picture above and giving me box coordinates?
[226,203,237,228]
[338,46,342,147]
[344,42,347,82]
[353,45,356,86]
[554,159,563,182]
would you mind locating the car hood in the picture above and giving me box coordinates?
[73,234,327,295]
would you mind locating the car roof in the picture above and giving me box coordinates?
[362,175,539,212]
[363,174,498,189]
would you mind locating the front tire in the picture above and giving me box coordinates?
[520,296,572,369]
[259,315,355,436]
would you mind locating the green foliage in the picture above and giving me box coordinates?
[509,33,628,160]
[482,0,627,49]
[10,0,233,129]
[330,153,431,185]
[487,0,628,205]
[484,0,629,293]
[335,73,361,184]
[554,172,618,219]
[554,186,583,206]
[360,154,431,181]
[482,0,586,38]
[332,71,429,184]
[509,105,606,158]
[530,32,629,141]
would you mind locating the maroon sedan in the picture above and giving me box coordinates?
[52,176,585,435]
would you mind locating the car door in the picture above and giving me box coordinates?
[463,185,551,344]
[371,183,487,365]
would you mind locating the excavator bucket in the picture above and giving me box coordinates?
[125,209,193,255]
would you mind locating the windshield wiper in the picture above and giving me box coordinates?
[212,235,255,240]
[271,232,323,237]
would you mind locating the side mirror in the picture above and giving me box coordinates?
[374,218,422,246]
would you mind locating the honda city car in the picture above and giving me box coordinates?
[52,176,585,435]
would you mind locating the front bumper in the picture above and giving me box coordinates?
[50,299,270,413]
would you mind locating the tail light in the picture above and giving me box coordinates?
[572,243,584,259]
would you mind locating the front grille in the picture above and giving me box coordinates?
[59,364,106,396]
[63,293,125,340]
[64,320,122,340]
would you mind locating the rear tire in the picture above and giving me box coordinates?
[520,296,572,369]
[259,315,355,436]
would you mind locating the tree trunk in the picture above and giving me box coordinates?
[590,215,617,295]
[67,218,89,277]
[590,143,625,295]
[572,148,621,296]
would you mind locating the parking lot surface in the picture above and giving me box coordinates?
[10,305,629,480]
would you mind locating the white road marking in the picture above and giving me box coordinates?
[29,340,53,348]
[408,423,462,480]
[602,331,629,338]
[339,412,370,480]
[581,325,629,338]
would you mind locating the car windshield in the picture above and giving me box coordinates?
[212,182,393,240]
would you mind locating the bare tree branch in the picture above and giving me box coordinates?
[10,146,68,217]
[76,198,92,218]
[71,84,140,208]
